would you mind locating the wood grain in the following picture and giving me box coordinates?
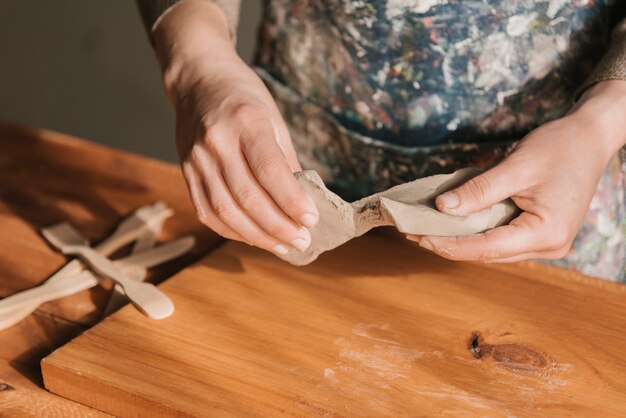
[42,232,626,416]
[0,362,111,418]
[0,122,222,416]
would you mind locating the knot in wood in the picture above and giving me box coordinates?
[468,331,547,372]
[0,383,15,391]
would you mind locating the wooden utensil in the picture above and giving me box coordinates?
[95,201,173,255]
[104,207,170,316]
[42,223,174,320]
[132,212,165,252]
[103,236,196,316]
[0,202,173,329]
[0,271,97,329]
[115,237,196,271]
[0,259,142,330]
[0,237,194,329]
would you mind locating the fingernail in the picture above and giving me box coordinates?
[273,244,289,255]
[291,237,310,251]
[300,212,318,228]
[419,239,434,251]
[438,192,459,211]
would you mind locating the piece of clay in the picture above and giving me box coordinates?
[279,168,519,265]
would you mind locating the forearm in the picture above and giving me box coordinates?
[572,16,626,154]
[570,79,626,162]
[136,0,241,39]
[149,1,242,104]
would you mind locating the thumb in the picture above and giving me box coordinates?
[436,162,519,216]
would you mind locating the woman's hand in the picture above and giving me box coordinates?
[407,80,626,263]
[152,1,318,255]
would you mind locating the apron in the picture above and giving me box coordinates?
[255,0,626,281]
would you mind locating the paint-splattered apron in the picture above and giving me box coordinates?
[254,0,626,282]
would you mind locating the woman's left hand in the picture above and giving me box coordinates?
[406,80,626,263]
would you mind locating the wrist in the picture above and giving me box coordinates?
[570,80,626,159]
[152,0,238,102]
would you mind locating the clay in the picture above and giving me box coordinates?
[279,168,519,265]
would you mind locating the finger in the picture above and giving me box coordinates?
[182,164,243,242]
[486,253,539,263]
[418,212,548,262]
[221,150,312,251]
[266,98,302,172]
[489,248,571,263]
[271,115,302,172]
[200,162,292,256]
[436,159,527,216]
[240,120,318,228]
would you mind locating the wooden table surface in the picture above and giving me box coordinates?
[3,123,626,417]
[0,123,222,417]
[42,235,626,417]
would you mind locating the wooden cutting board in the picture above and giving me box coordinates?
[41,232,626,416]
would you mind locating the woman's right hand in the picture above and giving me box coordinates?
[152,0,318,255]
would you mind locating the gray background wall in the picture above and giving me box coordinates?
[0,0,262,162]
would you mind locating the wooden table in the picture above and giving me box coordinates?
[0,123,222,417]
[3,123,626,417]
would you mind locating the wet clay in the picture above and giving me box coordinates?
[279,168,519,265]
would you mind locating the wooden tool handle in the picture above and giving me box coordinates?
[0,203,175,332]
[0,271,98,330]
[75,246,174,320]
[97,204,172,255]
[0,272,96,317]
[0,261,147,330]
[119,279,175,320]
[103,236,195,318]
[117,237,196,270]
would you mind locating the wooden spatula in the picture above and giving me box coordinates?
[0,202,171,328]
[103,236,196,316]
[0,270,97,321]
[42,223,175,320]
[104,205,172,316]
[0,236,194,329]
[97,201,173,255]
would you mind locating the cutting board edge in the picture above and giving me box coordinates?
[41,355,191,418]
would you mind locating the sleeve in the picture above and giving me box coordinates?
[576,17,626,99]
[136,0,241,40]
